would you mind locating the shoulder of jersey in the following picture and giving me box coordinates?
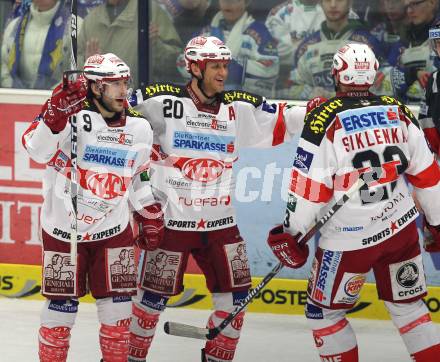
[378,94,419,127]
[140,82,185,99]
[220,90,263,107]
[301,96,345,145]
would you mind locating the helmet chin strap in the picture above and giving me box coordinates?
[95,92,123,121]
[196,71,218,103]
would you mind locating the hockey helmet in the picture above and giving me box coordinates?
[83,53,131,82]
[429,21,440,57]
[331,43,379,87]
[184,36,232,74]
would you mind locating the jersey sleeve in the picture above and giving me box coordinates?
[403,105,440,226]
[283,113,337,236]
[128,119,156,212]
[418,73,440,155]
[234,94,306,148]
[22,115,69,164]
[129,87,167,142]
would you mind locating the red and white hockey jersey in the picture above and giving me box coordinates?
[130,82,306,231]
[22,100,155,243]
[285,93,440,251]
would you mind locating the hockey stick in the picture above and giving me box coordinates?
[163,177,366,340]
[69,0,78,266]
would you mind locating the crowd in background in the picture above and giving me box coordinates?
[0,0,439,103]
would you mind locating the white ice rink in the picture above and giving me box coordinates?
[1,298,421,361]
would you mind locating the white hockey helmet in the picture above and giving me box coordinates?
[331,43,379,87]
[184,36,232,74]
[83,53,131,82]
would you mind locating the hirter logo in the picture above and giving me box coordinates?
[181,158,224,183]
[86,172,125,199]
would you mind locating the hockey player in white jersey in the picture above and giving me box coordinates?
[127,35,307,361]
[22,53,162,362]
[267,43,440,361]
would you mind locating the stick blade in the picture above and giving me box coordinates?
[164,321,209,340]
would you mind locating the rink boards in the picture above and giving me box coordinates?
[1,263,440,322]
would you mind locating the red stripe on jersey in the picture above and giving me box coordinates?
[22,118,40,150]
[423,128,440,156]
[407,160,440,188]
[272,103,287,146]
[289,169,333,203]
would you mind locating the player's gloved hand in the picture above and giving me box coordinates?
[306,96,328,113]
[134,203,165,251]
[267,224,309,268]
[423,217,440,253]
[41,76,87,133]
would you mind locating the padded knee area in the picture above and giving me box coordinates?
[128,290,169,361]
[305,300,357,357]
[96,296,132,326]
[385,300,440,354]
[40,299,78,329]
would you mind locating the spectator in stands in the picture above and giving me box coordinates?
[149,1,183,82]
[78,0,137,85]
[178,0,279,96]
[157,0,217,44]
[371,0,408,48]
[283,0,382,100]
[78,0,182,87]
[1,0,73,89]
[265,0,325,89]
[391,0,440,102]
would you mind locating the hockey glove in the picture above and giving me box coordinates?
[41,76,87,133]
[267,224,309,269]
[423,217,440,253]
[134,203,165,251]
[306,96,328,113]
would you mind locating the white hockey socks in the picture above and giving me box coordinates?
[306,303,358,362]
[128,290,168,361]
[385,300,440,361]
[39,299,77,362]
[96,296,132,362]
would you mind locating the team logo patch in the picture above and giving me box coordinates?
[48,150,69,172]
[225,241,251,287]
[293,147,314,173]
[86,172,126,200]
[140,249,182,295]
[106,247,136,292]
[181,158,225,183]
[42,251,77,296]
[390,255,426,301]
[334,273,365,305]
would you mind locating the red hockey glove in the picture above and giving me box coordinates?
[267,225,309,268]
[423,217,440,253]
[41,76,87,133]
[134,203,165,251]
[306,96,328,113]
